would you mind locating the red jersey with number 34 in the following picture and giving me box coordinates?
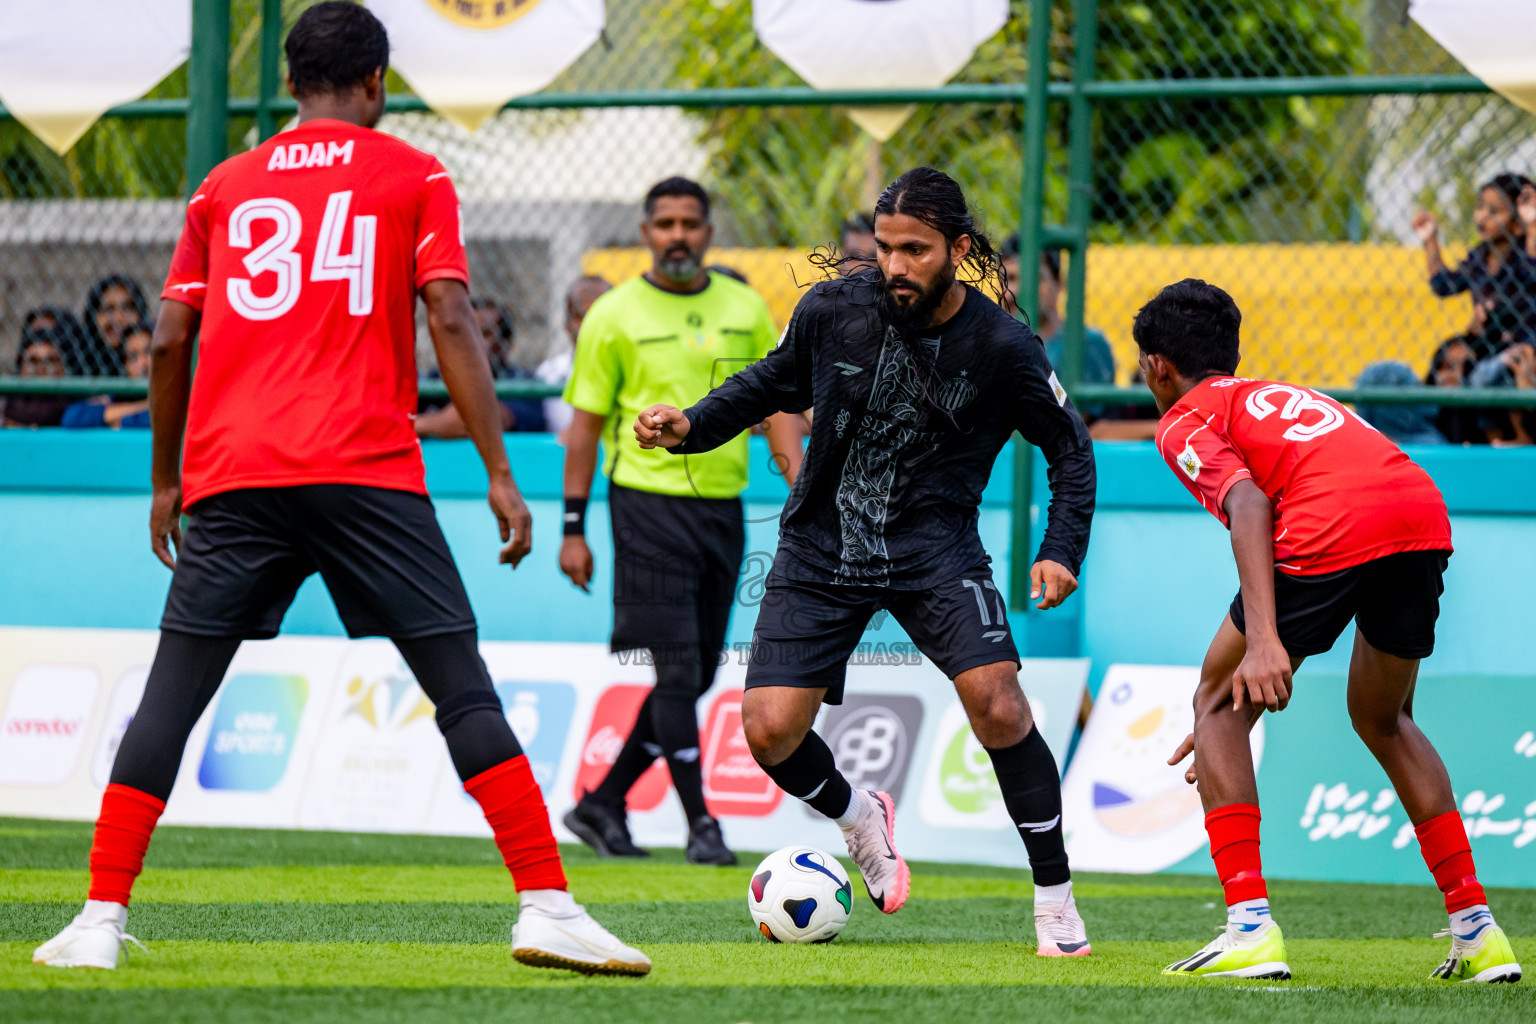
[1156,377,1452,575]
[161,118,468,508]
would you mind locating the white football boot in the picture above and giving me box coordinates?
[33,900,147,969]
[841,790,910,914]
[1035,893,1092,957]
[511,899,651,977]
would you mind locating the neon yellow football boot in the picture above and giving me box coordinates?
[1430,916,1522,984]
[1163,919,1290,980]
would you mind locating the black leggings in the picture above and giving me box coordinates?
[110,629,521,802]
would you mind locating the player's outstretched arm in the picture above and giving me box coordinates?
[423,278,532,569]
[1223,479,1292,713]
[148,300,199,569]
[634,405,691,448]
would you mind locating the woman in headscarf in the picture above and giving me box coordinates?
[81,274,150,375]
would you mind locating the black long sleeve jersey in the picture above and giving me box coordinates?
[672,273,1097,589]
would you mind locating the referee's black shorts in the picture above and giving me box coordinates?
[607,481,744,656]
[1228,549,1450,660]
[161,484,476,640]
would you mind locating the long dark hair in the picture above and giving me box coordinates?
[810,167,1013,311]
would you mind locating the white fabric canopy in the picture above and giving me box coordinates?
[1411,0,1536,115]
[367,0,604,133]
[0,0,191,154]
[753,0,1009,140]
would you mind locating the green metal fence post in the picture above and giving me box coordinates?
[1060,0,1098,392]
[186,0,230,192]
[1010,0,1055,612]
[256,0,283,142]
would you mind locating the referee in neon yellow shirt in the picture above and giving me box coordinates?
[559,177,802,865]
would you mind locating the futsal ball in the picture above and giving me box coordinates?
[747,845,853,943]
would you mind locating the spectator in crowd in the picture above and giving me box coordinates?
[82,274,150,375]
[999,235,1116,386]
[62,321,152,429]
[536,275,612,439]
[23,306,93,375]
[1413,172,1536,351]
[1468,340,1536,446]
[417,296,545,438]
[2,329,73,427]
[471,297,518,377]
[838,212,877,274]
[1354,360,1445,445]
[1424,335,1486,445]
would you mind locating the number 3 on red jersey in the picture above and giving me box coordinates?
[227,190,376,321]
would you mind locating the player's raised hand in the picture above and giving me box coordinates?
[1411,210,1439,245]
[1029,559,1078,610]
[149,482,183,570]
[634,404,690,449]
[488,474,533,569]
[1231,634,1291,713]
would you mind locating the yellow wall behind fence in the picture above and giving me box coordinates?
[583,244,1474,388]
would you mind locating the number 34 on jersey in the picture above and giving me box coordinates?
[227,190,376,321]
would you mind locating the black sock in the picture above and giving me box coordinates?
[986,726,1070,886]
[651,689,708,822]
[592,690,660,807]
[755,729,853,820]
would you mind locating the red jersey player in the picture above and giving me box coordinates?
[32,3,647,978]
[1137,279,1520,984]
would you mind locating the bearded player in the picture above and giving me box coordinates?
[1140,279,1520,983]
[634,167,1098,956]
[32,2,648,977]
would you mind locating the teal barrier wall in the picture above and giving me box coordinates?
[3,432,1532,679]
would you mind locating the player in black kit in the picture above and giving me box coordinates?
[633,168,1097,956]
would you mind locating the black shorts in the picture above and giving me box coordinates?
[1229,549,1450,660]
[745,569,1020,704]
[607,481,744,655]
[162,485,476,640]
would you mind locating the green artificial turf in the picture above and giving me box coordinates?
[2,816,1531,1023]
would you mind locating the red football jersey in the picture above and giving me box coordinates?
[161,118,468,508]
[1156,377,1452,575]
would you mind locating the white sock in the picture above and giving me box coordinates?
[1227,897,1271,931]
[833,789,864,829]
[1034,880,1073,909]
[1449,904,1495,939]
[520,888,580,918]
[81,899,127,928]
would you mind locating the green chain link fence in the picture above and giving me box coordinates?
[3,0,1535,601]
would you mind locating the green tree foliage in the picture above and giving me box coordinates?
[661,0,1365,247]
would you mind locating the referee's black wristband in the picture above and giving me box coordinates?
[562,496,588,537]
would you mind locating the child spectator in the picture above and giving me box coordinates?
[1468,341,1536,446]
[3,329,73,427]
[62,322,152,429]
[1413,172,1536,351]
[1354,360,1445,445]
[82,274,151,376]
[1423,335,1485,445]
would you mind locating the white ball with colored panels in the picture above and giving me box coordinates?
[747,846,853,943]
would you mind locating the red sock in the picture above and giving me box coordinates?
[87,784,166,906]
[464,756,568,892]
[1416,811,1486,913]
[1206,803,1267,905]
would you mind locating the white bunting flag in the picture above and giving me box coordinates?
[753,0,1009,141]
[367,0,604,133]
[1411,0,1536,115]
[0,0,190,154]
